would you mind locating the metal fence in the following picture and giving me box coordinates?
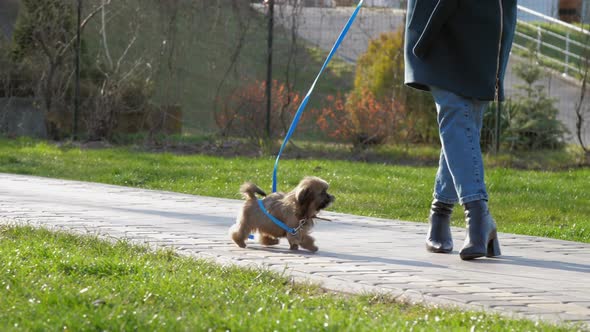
[264,1,590,148]
[515,5,589,77]
[0,0,588,151]
[508,4,590,150]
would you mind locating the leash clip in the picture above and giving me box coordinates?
[293,218,310,234]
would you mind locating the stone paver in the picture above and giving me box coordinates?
[1,173,589,328]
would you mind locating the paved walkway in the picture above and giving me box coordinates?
[1,173,589,327]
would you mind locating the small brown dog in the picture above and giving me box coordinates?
[229,176,334,252]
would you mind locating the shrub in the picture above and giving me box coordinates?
[5,0,158,141]
[511,51,568,150]
[481,101,513,151]
[315,88,406,148]
[352,29,437,143]
[215,80,301,143]
[482,50,567,151]
[504,97,567,151]
[315,93,351,142]
[7,0,78,139]
[11,0,75,62]
[85,77,156,141]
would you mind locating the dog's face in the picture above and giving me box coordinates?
[295,176,335,218]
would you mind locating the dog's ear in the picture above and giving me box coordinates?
[296,186,311,205]
[296,187,314,217]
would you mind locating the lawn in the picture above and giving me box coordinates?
[0,224,576,331]
[0,137,589,243]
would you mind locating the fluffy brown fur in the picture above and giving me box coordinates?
[229,176,334,252]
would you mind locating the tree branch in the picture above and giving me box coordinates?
[58,0,113,58]
[116,35,137,74]
[101,0,114,70]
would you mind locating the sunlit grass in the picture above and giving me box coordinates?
[0,225,577,331]
[0,137,588,243]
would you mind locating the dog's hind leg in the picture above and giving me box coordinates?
[259,234,279,246]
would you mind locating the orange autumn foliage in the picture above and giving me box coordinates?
[215,80,301,141]
[315,88,407,147]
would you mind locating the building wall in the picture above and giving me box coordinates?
[0,98,47,139]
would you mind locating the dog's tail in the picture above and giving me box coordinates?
[240,182,267,200]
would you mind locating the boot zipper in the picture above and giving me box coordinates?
[494,0,504,102]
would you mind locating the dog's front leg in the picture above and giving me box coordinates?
[300,234,318,253]
[287,233,300,251]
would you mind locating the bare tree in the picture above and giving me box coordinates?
[86,0,154,140]
[14,0,111,139]
[212,1,255,136]
[276,1,303,135]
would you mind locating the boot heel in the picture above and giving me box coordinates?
[486,235,501,257]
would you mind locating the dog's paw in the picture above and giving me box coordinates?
[306,245,318,253]
[260,235,279,246]
[289,244,299,251]
[234,240,247,248]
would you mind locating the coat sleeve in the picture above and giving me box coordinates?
[412,0,458,59]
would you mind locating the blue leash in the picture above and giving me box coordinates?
[252,0,363,239]
[271,0,364,193]
[257,199,297,235]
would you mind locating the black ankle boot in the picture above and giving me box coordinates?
[459,200,501,260]
[425,200,454,253]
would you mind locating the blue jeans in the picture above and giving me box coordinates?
[430,86,489,205]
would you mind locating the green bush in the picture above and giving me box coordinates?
[483,51,567,151]
[352,29,437,144]
[12,0,75,61]
[509,51,567,150]
[0,17,35,98]
[5,0,158,140]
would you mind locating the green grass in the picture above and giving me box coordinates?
[0,224,577,331]
[0,137,589,243]
[288,139,586,170]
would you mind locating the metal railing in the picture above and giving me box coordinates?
[514,5,590,77]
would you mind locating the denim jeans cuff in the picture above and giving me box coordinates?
[433,193,459,205]
[459,194,489,205]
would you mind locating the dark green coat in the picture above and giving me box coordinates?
[404,0,517,101]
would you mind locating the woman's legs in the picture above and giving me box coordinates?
[430,87,488,204]
[427,87,500,259]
